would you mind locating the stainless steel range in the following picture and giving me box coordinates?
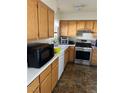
[75,39,92,65]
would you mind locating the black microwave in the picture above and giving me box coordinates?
[27,43,54,68]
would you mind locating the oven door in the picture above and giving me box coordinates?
[75,47,92,65]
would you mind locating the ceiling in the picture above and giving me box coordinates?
[56,0,97,13]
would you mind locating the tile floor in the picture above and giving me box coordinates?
[52,63,97,93]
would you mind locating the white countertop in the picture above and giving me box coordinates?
[27,45,74,86]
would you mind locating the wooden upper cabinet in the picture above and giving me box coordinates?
[93,20,97,32]
[48,9,54,37]
[85,20,94,31]
[60,21,68,36]
[77,21,85,31]
[92,20,97,38]
[38,1,48,39]
[27,0,38,40]
[68,21,77,36]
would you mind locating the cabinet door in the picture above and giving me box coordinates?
[85,20,94,31]
[93,20,97,32]
[92,21,97,38]
[48,9,54,37]
[27,0,38,40]
[52,65,58,91]
[40,73,52,93]
[27,77,40,93]
[64,49,69,67]
[38,1,48,39]
[91,48,97,65]
[60,21,68,36]
[34,87,40,93]
[77,21,85,31]
[68,21,76,36]
[68,46,75,62]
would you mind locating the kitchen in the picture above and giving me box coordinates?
[27,0,97,93]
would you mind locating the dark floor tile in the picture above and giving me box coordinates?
[52,63,97,93]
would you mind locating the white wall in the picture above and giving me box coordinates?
[60,11,97,20]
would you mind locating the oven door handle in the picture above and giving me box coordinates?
[76,48,92,51]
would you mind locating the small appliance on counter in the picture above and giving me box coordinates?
[27,43,54,68]
[60,37,69,45]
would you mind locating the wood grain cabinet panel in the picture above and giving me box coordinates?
[33,87,40,93]
[91,48,97,65]
[92,20,97,38]
[52,65,58,91]
[93,21,97,32]
[48,9,54,37]
[68,46,75,62]
[68,21,77,36]
[38,1,48,39]
[64,49,69,67]
[27,77,40,93]
[60,21,68,36]
[51,58,58,91]
[77,21,86,31]
[52,58,58,69]
[39,65,51,83]
[85,20,94,31]
[27,0,38,40]
[40,73,52,93]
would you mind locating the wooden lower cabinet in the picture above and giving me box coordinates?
[27,77,40,93]
[39,65,52,93]
[34,87,40,93]
[51,58,58,91]
[52,65,58,91]
[40,73,52,93]
[64,49,69,67]
[28,58,59,93]
[91,48,97,65]
[68,46,75,62]
[64,46,75,67]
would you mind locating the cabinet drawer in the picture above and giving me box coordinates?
[52,58,58,69]
[27,76,39,92]
[40,65,51,83]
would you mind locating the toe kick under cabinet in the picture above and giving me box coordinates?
[27,58,58,93]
